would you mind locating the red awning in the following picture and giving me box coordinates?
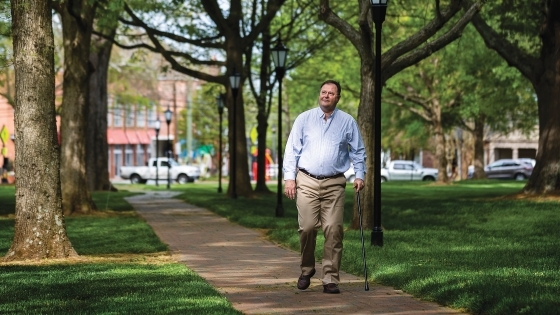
[126,130,140,144]
[107,129,129,145]
[136,131,151,144]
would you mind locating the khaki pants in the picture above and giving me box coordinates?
[296,170,346,284]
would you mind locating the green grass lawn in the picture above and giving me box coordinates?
[0,185,241,315]
[169,180,560,315]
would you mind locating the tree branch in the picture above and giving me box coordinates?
[123,3,224,85]
[461,0,539,83]
[382,0,464,69]
[121,7,224,49]
[92,30,225,67]
[384,1,483,81]
[386,85,432,113]
[385,97,433,122]
[318,0,362,53]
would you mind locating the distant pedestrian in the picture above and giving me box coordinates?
[283,79,366,294]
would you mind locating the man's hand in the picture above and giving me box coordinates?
[353,178,365,192]
[284,179,296,199]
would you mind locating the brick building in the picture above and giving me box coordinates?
[0,72,204,181]
[107,73,203,179]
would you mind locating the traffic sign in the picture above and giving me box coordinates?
[0,125,8,145]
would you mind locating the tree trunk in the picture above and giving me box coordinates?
[225,44,253,198]
[468,0,559,193]
[255,113,272,193]
[352,60,375,230]
[253,29,272,194]
[524,85,560,193]
[431,101,450,183]
[59,1,97,214]
[522,7,560,193]
[87,32,115,192]
[6,0,77,261]
[471,116,487,179]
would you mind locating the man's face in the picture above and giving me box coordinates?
[318,83,340,113]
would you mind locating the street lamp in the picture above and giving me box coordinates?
[216,94,225,193]
[271,39,288,217]
[155,118,161,186]
[229,68,241,199]
[370,0,388,247]
[165,107,173,190]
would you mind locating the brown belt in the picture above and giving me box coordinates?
[299,168,344,180]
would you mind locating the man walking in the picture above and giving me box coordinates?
[283,80,366,294]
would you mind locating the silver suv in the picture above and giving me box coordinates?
[484,159,533,180]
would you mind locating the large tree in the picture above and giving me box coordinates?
[53,0,97,214]
[318,0,483,229]
[6,0,77,261]
[87,30,116,192]
[117,0,287,198]
[464,0,560,194]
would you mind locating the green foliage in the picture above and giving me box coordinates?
[176,82,224,158]
[384,24,537,152]
[174,181,560,314]
[108,47,160,111]
[451,25,537,133]
[0,0,10,38]
[286,31,361,119]
[480,0,541,55]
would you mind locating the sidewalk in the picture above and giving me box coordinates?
[126,191,466,315]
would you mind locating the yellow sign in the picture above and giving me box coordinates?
[1,147,6,156]
[250,126,258,144]
[0,125,8,145]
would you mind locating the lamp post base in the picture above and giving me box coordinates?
[275,204,284,217]
[371,229,383,247]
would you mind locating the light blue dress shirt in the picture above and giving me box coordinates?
[283,107,366,181]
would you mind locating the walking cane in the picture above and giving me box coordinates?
[356,191,370,291]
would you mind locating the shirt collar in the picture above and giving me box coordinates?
[317,107,337,119]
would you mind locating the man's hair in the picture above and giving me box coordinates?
[320,80,341,96]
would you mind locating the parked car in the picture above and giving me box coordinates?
[344,160,438,182]
[518,158,536,167]
[120,157,201,184]
[483,159,533,180]
[382,160,438,182]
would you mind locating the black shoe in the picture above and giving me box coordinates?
[322,283,340,294]
[297,269,316,290]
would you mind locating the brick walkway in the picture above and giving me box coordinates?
[127,191,466,315]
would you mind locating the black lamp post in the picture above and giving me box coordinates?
[216,94,225,193]
[271,39,288,217]
[370,0,388,247]
[165,107,172,190]
[155,118,161,186]
[229,68,241,199]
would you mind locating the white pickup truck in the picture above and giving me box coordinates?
[345,160,438,182]
[380,160,438,182]
[120,157,201,184]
